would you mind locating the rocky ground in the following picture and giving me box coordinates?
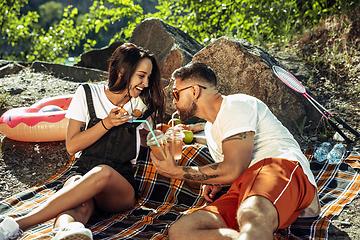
[0,69,77,198]
[0,68,108,199]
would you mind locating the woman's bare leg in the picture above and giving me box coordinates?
[15,165,135,231]
[52,176,95,228]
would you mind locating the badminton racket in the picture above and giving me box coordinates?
[272,65,360,143]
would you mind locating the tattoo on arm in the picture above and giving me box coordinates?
[182,166,218,182]
[222,131,254,144]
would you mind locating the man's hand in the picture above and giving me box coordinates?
[202,185,222,202]
[150,143,181,178]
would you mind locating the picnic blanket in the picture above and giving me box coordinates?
[0,144,359,240]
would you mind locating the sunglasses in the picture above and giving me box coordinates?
[172,85,207,101]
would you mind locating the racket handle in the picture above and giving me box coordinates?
[328,119,353,143]
[333,115,360,138]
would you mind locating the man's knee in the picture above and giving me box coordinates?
[168,213,196,239]
[169,210,227,240]
[237,196,278,232]
[168,219,182,240]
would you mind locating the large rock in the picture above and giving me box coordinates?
[130,17,204,82]
[0,61,107,83]
[75,42,123,71]
[0,62,24,78]
[27,61,107,82]
[130,18,204,117]
[165,37,321,132]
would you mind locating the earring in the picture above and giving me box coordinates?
[193,98,198,103]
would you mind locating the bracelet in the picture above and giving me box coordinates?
[101,119,110,131]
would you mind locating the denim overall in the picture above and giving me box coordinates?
[71,83,153,193]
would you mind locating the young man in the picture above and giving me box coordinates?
[150,62,320,240]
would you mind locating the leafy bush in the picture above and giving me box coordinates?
[151,0,359,49]
[38,1,64,30]
[1,0,142,63]
[0,0,39,59]
[1,0,359,63]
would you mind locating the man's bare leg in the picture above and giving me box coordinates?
[169,195,278,240]
[236,196,278,240]
[169,210,239,240]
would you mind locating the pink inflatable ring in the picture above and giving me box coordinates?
[0,95,73,142]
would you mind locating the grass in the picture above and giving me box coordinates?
[293,117,311,140]
[269,10,360,142]
[294,13,360,89]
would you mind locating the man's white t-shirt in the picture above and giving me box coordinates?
[65,83,152,164]
[205,94,316,187]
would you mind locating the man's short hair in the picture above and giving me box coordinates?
[172,62,217,86]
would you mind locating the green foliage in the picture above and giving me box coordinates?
[295,12,360,98]
[2,0,359,63]
[293,116,311,139]
[0,0,39,56]
[1,0,143,63]
[150,0,302,48]
[150,0,359,49]
[38,1,63,30]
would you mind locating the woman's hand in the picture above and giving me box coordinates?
[66,107,132,155]
[202,185,222,202]
[102,107,132,129]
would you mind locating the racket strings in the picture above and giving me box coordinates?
[274,67,306,93]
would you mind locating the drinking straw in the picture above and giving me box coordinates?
[133,119,166,159]
[171,111,178,140]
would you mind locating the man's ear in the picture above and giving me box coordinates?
[192,85,201,101]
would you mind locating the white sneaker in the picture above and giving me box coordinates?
[0,217,23,240]
[53,222,93,240]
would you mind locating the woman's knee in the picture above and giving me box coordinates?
[63,175,82,188]
[87,165,116,187]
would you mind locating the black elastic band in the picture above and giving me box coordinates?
[101,119,110,130]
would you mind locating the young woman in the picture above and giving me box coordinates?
[0,43,165,240]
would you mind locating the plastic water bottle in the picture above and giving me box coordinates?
[327,143,346,164]
[313,142,332,162]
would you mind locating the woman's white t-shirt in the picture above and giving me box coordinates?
[205,94,316,187]
[65,83,152,164]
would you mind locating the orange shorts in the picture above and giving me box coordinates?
[202,158,316,230]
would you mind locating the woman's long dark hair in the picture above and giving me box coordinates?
[107,43,165,123]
